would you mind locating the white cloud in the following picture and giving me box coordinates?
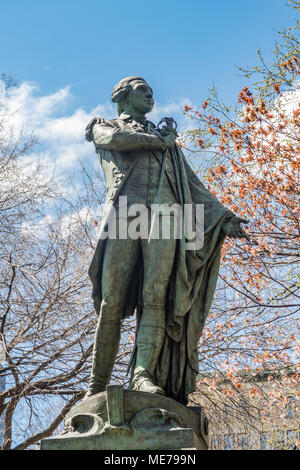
[2,83,72,134]
[255,83,300,146]
[0,82,100,171]
[275,81,300,114]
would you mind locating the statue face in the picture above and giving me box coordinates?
[127,81,154,115]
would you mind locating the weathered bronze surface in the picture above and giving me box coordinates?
[84,76,249,404]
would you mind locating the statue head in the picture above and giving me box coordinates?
[111,76,154,116]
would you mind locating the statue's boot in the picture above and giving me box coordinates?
[129,308,165,395]
[84,311,121,400]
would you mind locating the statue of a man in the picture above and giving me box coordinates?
[85,76,249,404]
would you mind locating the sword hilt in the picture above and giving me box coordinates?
[157,116,177,130]
[157,117,178,136]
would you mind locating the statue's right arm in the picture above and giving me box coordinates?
[86,118,166,152]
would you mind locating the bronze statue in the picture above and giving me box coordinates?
[85,76,249,404]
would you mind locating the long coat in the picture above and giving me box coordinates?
[86,116,234,404]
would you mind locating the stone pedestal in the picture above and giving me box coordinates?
[40,386,209,450]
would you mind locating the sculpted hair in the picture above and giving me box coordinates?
[111,76,151,115]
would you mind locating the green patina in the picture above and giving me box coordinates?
[84,76,249,404]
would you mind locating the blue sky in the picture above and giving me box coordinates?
[0,0,298,172]
[1,0,297,106]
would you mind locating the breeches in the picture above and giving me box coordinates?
[90,215,177,386]
[100,215,177,324]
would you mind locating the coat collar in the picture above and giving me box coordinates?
[119,112,146,123]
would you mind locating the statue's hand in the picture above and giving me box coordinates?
[161,130,178,149]
[222,216,250,242]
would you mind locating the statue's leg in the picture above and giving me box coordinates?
[130,215,176,394]
[85,236,138,398]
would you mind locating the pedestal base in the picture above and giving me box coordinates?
[40,386,209,450]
